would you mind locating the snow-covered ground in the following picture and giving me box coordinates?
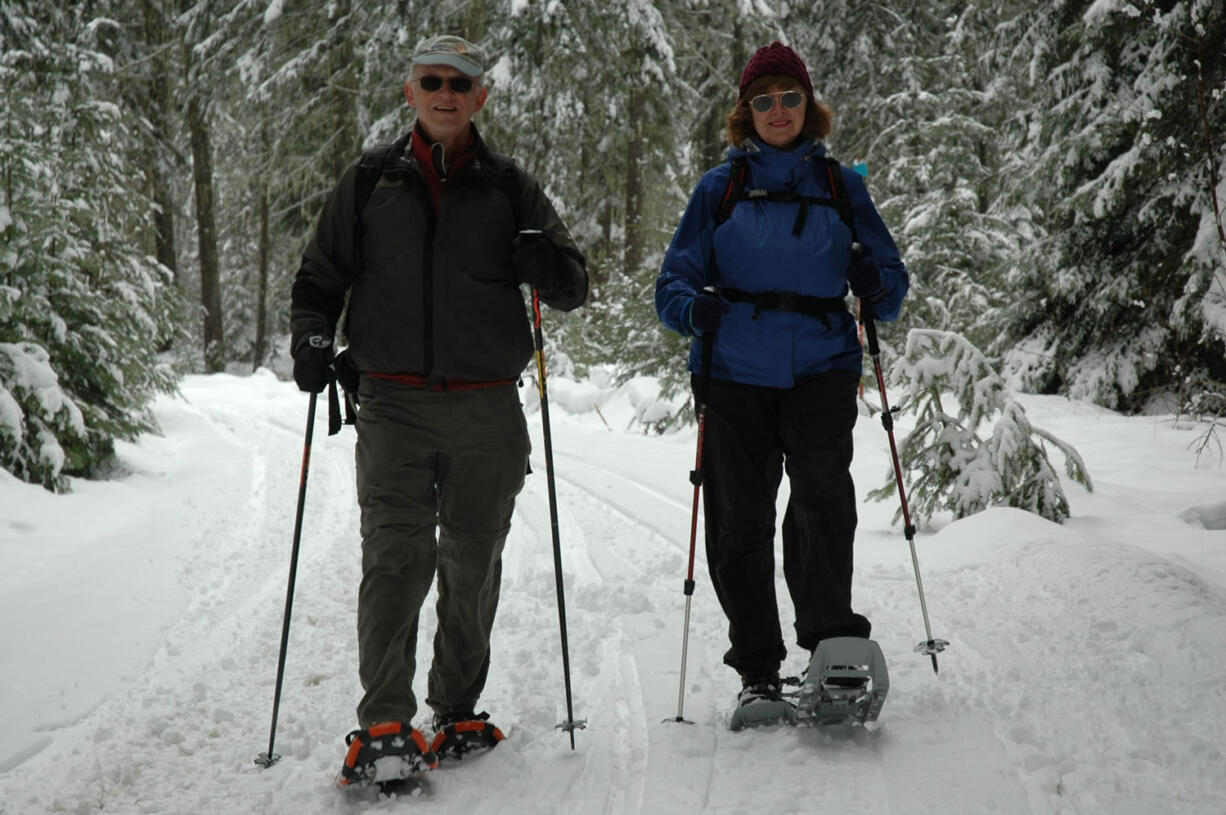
[1,369,1224,814]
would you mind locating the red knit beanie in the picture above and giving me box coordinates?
[737,41,813,99]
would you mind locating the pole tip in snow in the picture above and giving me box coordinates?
[556,719,586,750]
[663,715,695,725]
[914,638,950,673]
[254,752,281,769]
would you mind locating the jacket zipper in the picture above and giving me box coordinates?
[422,195,437,379]
[405,158,437,380]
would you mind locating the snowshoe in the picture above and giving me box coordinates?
[429,711,506,762]
[793,637,889,726]
[728,673,797,731]
[336,721,437,792]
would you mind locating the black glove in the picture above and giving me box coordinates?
[688,292,730,334]
[333,348,360,397]
[291,331,335,394]
[511,230,560,291]
[847,255,885,302]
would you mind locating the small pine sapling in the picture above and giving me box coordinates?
[868,329,1092,524]
[1183,388,1225,467]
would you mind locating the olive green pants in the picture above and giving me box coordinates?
[353,377,529,727]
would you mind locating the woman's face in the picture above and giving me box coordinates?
[749,83,806,148]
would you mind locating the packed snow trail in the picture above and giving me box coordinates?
[1,371,1224,813]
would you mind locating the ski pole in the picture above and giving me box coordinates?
[256,391,319,768]
[669,330,714,724]
[860,299,949,674]
[532,287,585,748]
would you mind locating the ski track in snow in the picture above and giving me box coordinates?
[1,375,1224,814]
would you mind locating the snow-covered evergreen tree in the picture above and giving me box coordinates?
[870,329,1092,524]
[479,0,693,402]
[0,3,183,490]
[786,3,1020,347]
[997,0,1226,413]
[870,4,1016,345]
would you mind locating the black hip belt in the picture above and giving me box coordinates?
[720,287,847,325]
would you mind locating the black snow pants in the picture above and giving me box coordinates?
[697,370,871,679]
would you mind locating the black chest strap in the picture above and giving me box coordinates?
[744,188,837,236]
[719,287,847,328]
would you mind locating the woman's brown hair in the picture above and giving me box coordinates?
[724,74,833,147]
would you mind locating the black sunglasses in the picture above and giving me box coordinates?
[415,75,475,93]
[749,90,805,113]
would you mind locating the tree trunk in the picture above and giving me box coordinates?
[326,0,360,181]
[141,0,177,278]
[186,92,225,372]
[253,140,270,372]
[623,80,645,278]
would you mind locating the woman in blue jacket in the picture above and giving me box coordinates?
[655,42,909,715]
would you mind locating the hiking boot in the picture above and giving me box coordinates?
[429,710,506,761]
[737,673,784,707]
[337,721,437,788]
[729,672,795,730]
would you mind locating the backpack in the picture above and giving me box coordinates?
[712,154,864,325]
[715,154,859,242]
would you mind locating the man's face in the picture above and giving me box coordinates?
[404,64,488,145]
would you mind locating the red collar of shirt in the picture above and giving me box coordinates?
[410,124,478,211]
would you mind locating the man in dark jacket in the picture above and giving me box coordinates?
[289,34,587,789]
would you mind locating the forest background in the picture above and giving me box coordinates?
[2,0,1224,493]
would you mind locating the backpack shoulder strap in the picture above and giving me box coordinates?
[477,148,526,232]
[351,141,398,277]
[354,142,395,221]
[820,156,859,244]
[715,157,749,226]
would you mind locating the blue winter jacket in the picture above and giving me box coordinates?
[655,138,908,387]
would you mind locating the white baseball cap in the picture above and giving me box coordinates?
[411,35,485,77]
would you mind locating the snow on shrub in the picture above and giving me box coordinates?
[869,329,1092,524]
[0,342,88,492]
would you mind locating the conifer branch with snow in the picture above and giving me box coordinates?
[869,329,1092,524]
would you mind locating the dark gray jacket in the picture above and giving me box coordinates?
[291,126,587,381]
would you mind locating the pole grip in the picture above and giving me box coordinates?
[860,299,881,357]
[697,331,714,407]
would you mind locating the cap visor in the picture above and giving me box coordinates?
[413,54,482,76]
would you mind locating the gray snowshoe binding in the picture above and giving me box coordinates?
[793,637,889,726]
[729,673,797,731]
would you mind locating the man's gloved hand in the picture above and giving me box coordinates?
[688,292,731,334]
[512,230,560,291]
[291,331,335,394]
[847,255,885,302]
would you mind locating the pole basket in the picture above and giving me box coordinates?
[254,752,280,769]
[915,639,950,657]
